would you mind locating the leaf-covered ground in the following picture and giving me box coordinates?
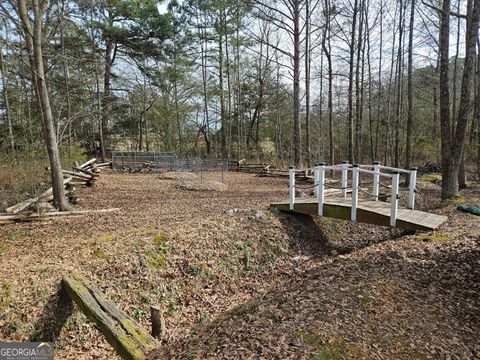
[0,171,479,359]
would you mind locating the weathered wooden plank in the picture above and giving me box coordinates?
[62,169,93,180]
[62,273,157,360]
[78,158,97,169]
[0,208,120,221]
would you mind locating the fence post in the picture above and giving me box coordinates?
[289,166,295,210]
[373,161,380,201]
[313,164,320,197]
[391,172,400,227]
[351,165,359,222]
[408,167,417,209]
[318,163,325,216]
[341,161,349,198]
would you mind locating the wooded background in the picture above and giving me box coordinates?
[0,0,479,203]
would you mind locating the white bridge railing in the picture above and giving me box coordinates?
[289,162,418,227]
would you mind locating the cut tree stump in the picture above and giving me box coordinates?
[62,273,157,360]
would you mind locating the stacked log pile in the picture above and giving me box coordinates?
[230,159,278,175]
[0,158,117,223]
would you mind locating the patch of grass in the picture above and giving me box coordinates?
[148,253,166,269]
[357,293,373,306]
[260,252,277,265]
[419,173,442,184]
[154,234,170,253]
[5,230,26,240]
[188,264,201,276]
[445,195,466,205]
[128,229,142,235]
[231,299,260,317]
[0,244,10,256]
[133,309,145,321]
[140,292,151,304]
[387,250,408,260]
[168,305,177,316]
[419,235,451,242]
[311,347,345,360]
[237,245,252,269]
[197,312,208,325]
[98,234,114,242]
[154,233,167,245]
[294,330,321,347]
[0,282,12,313]
[92,248,109,260]
[294,332,348,360]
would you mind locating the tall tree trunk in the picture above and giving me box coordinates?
[322,2,334,166]
[17,0,69,210]
[375,0,384,161]
[218,18,227,158]
[394,0,404,168]
[0,32,14,153]
[304,0,311,166]
[439,0,454,198]
[293,0,302,166]
[405,0,415,179]
[101,14,115,161]
[60,0,72,157]
[450,0,480,195]
[354,0,364,163]
[348,0,359,163]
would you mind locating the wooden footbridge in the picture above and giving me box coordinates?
[270,162,447,231]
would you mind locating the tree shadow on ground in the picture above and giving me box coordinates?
[30,285,73,342]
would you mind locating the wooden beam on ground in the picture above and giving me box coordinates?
[62,170,93,181]
[62,273,157,360]
[73,166,99,178]
[78,158,97,169]
[4,177,73,214]
[0,208,120,222]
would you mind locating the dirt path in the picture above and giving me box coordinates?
[0,172,479,359]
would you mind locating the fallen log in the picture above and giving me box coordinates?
[70,181,87,186]
[0,208,121,221]
[62,273,157,360]
[78,158,97,169]
[4,177,73,214]
[73,166,99,178]
[62,170,93,181]
[96,162,112,168]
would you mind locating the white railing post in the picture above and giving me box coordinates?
[373,161,380,201]
[408,167,417,209]
[318,163,325,216]
[351,165,359,222]
[313,164,320,197]
[390,171,400,227]
[341,161,349,198]
[289,166,295,210]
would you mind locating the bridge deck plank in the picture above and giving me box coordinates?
[270,197,447,230]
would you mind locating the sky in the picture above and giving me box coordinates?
[156,0,184,15]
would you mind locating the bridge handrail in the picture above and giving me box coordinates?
[359,163,412,175]
[288,162,418,227]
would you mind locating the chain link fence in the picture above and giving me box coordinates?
[111,151,229,183]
